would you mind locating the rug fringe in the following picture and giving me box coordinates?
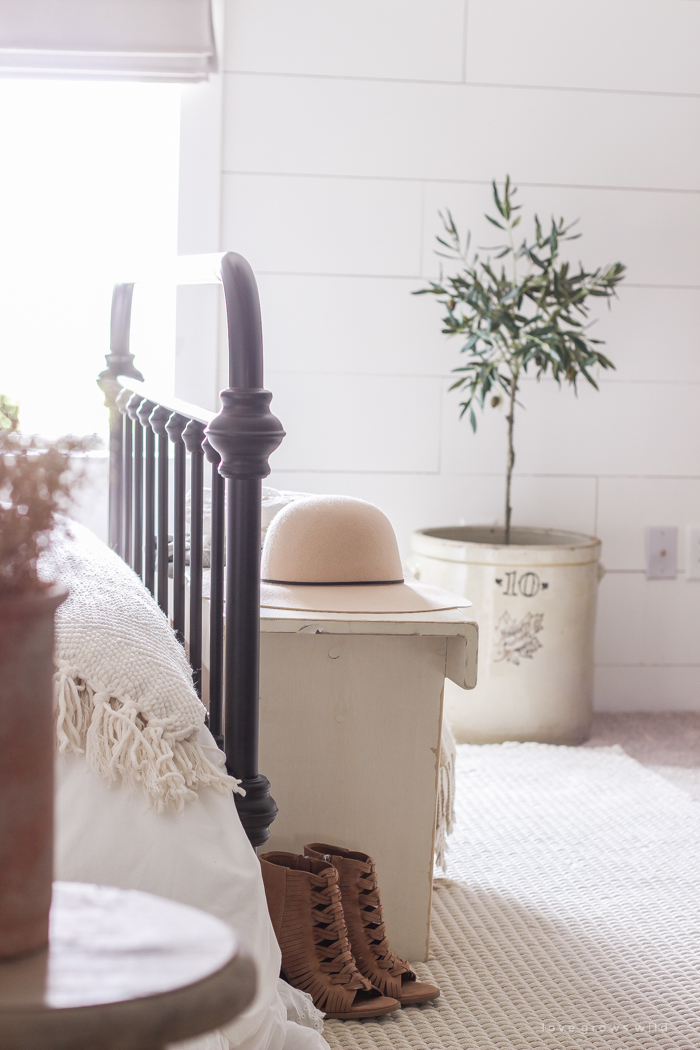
[435,720,456,872]
[54,667,243,811]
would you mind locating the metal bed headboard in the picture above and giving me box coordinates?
[97,252,285,848]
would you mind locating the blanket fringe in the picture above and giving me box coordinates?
[54,668,243,812]
[435,719,456,872]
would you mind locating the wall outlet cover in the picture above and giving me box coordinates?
[646,527,677,579]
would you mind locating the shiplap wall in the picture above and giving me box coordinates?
[219,0,700,712]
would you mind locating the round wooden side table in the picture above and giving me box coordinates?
[0,882,256,1050]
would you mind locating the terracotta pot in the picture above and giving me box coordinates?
[0,583,67,958]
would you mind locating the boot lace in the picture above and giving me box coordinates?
[357,860,411,978]
[310,869,370,990]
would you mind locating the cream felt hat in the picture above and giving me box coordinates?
[260,495,470,614]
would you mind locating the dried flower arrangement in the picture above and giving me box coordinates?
[0,395,96,597]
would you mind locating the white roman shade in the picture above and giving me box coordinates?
[0,0,216,81]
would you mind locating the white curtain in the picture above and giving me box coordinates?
[0,0,216,81]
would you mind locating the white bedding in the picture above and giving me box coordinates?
[48,520,329,1048]
[55,727,329,1050]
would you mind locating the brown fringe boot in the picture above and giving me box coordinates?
[259,851,400,1020]
[304,842,440,1006]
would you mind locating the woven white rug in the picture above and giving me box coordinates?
[323,742,700,1049]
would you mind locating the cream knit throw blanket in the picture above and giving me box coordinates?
[44,522,241,811]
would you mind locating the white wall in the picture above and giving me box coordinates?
[219,0,700,712]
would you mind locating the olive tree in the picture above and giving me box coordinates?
[415,177,625,543]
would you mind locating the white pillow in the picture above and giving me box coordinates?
[55,722,329,1050]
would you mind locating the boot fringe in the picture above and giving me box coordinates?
[277,878,354,1016]
[265,861,374,1017]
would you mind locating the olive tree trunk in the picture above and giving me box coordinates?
[504,374,518,545]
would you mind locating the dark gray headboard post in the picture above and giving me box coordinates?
[97,283,143,553]
[100,253,285,849]
[206,253,285,847]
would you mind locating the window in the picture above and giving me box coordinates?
[0,78,181,438]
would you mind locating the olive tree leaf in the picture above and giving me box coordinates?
[412,176,625,541]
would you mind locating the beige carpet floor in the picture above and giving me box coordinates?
[585,711,700,800]
[323,715,700,1050]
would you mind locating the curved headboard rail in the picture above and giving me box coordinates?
[99,251,285,848]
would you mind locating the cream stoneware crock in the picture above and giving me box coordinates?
[408,526,603,745]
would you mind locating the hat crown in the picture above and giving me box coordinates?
[261,496,404,585]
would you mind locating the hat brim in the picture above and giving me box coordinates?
[260,579,471,614]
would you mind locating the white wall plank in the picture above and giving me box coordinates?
[266,372,442,473]
[594,665,700,712]
[223,74,700,190]
[257,274,450,376]
[467,0,700,96]
[221,173,422,276]
[422,181,700,287]
[596,571,700,665]
[589,287,700,384]
[441,378,700,478]
[224,0,465,82]
[598,478,700,572]
[515,381,700,478]
[510,476,598,537]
